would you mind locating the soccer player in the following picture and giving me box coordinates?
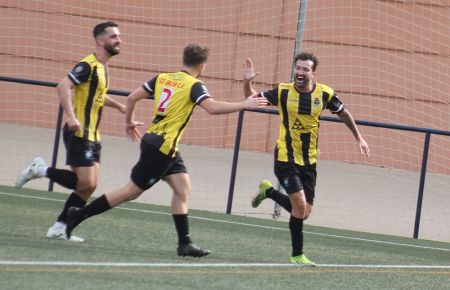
[65,44,268,257]
[15,21,126,242]
[243,53,370,265]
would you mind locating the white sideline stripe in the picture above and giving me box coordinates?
[1,191,450,253]
[0,260,449,269]
[0,192,63,203]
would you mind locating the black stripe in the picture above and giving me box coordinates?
[280,89,294,163]
[168,108,194,157]
[94,107,103,142]
[322,91,329,110]
[298,92,312,115]
[84,66,98,139]
[300,133,311,165]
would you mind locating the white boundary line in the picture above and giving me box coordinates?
[0,260,449,269]
[1,191,450,253]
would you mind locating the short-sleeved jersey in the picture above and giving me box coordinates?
[142,71,211,157]
[67,53,109,142]
[261,82,344,166]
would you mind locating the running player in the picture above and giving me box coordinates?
[65,44,268,257]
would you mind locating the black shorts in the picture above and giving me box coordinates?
[63,123,101,167]
[130,133,187,190]
[274,160,317,205]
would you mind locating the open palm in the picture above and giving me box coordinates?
[242,58,260,81]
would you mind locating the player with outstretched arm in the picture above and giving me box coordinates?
[243,52,370,265]
[65,44,268,257]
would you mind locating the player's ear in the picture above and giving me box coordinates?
[196,63,206,77]
[95,34,106,46]
[200,63,206,72]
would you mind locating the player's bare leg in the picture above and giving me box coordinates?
[47,164,99,242]
[165,173,210,257]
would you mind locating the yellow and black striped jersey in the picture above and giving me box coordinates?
[67,53,109,142]
[142,71,211,157]
[261,82,344,166]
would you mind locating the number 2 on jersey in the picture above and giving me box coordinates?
[157,87,174,114]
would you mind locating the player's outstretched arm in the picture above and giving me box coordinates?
[199,94,268,115]
[105,95,126,114]
[337,108,371,157]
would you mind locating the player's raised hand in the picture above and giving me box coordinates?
[243,58,260,82]
[126,121,144,142]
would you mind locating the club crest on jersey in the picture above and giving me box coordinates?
[95,94,105,104]
[313,98,321,106]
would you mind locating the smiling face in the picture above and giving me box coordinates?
[293,59,315,92]
[98,26,122,56]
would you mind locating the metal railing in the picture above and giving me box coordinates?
[2,75,450,239]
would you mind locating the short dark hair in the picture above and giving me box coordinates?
[294,52,319,71]
[93,21,118,38]
[183,44,209,67]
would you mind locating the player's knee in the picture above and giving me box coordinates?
[77,181,97,195]
[292,200,307,211]
[291,203,308,219]
[179,190,190,202]
[174,189,190,202]
[181,183,191,195]
[302,205,313,220]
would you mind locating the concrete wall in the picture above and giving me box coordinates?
[1,0,449,173]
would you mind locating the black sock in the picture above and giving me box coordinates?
[172,214,192,246]
[56,192,87,223]
[46,167,78,190]
[267,188,292,213]
[70,194,111,228]
[289,215,304,257]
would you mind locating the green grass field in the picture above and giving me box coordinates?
[0,185,449,290]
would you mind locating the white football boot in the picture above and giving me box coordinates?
[46,222,84,242]
[15,157,46,188]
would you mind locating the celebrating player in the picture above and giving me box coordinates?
[243,53,370,265]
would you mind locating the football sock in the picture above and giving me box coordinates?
[69,194,111,228]
[289,215,304,257]
[35,166,48,178]
[46,167,78,190]
[265,187,274,198]
[79,194,111,219]
[56,192,87,223]
[172,214,192,245]
[268,188,292,213]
